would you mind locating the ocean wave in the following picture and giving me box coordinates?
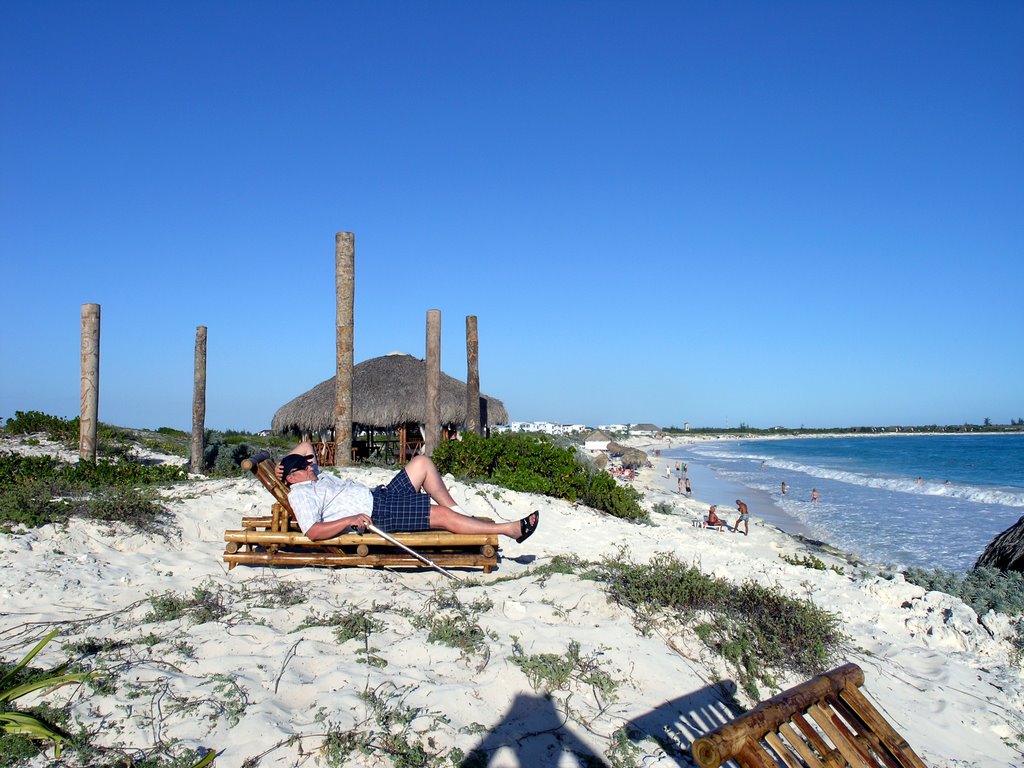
[747,458,1024,508]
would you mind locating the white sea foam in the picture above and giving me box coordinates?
[690,446,1024,508]
[678,436,1024,572]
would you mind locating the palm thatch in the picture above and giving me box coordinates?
[271,353,509,437]
[607,441,648,469]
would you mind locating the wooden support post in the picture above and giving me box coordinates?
[334,231,354,466]
[79,303,100,462]
[424,309,441,456]
[191,325,207,474]
[465,315,481,436]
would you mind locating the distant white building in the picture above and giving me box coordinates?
[561,424,588,434]
[629,423,661,437]
[504,421,563,435]
[598,424,628,434]
[584,429,612,453]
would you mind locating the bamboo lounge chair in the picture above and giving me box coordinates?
[222,453,499,572]
[691,663,927,768]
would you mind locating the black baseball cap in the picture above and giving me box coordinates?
[280,454,310,483]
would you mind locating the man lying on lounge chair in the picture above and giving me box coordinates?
[277,442,539,543]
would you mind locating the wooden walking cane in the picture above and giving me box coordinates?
[366,523,463,582]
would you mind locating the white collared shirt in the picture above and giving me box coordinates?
[289,473,373,535]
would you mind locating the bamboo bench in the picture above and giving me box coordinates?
[691,663,927,768]
[223,454,499,573]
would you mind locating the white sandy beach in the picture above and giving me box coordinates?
[1,434,1022,767]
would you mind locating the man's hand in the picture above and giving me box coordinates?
[349,514,372,532]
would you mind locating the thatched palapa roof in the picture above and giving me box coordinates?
[271,353,509,436]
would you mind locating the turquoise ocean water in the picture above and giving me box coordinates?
[665,434,1024,573]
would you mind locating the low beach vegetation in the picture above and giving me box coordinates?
[432,432,647,521]
[585,551,843,700]
[0,631,214,768]
[903,566,1024,617]
[401,588,495,668]
[1,410,293,477]
[0,451,179,534]
[780,552,845,575]
[319,682,464,768]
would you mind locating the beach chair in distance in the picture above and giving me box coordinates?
[691,663,927,768]
[222,452,500,573]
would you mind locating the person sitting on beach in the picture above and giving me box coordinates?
[277,442,539,543]
[733,499,750,536]
[704,505,725,531]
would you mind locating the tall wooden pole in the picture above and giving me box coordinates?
[191,325,207,474]
[465,315,481,436]
[334,231,355,466]
[424,309,441,457]
[79,304,101,462]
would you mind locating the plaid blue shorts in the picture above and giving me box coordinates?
[370,468,432,533]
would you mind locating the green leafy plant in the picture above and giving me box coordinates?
[651,501,675,516]
[779,552,845,575]
[605,725,644,768]
[509,638,619,706]
[0,630,95,760]
[403,589,495,666]
[0,450,178,533]
[904,566,1024,618]
[432,431,647,521]
[595,551,844,700]
[145,581,230,625]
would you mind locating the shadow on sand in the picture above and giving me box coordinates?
[459,680,744,767]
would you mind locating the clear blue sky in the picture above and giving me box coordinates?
[2,1,1021,431]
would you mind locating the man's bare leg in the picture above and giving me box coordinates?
[429,506,538,540]
[403,455,459,507]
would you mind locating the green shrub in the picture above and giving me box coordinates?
[904,566,1024,618]
[2,411,79,443]
[433,432,647,521]
[0,451,176,533]
[201,431,252,476]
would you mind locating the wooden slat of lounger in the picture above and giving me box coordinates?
[223,549,496,570]
[779,721,825,768]
[763,731,804,768]
[808,703,872,768]
[838,687,927,768]
[224,529,498,548]
[793,712,836,763]
[735,740,781,768]
[828,694,902,768]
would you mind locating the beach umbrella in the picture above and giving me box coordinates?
[271,353,509,436]
[618,447,648,469]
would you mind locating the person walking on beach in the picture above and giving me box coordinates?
[733,499,750,535]
[276,442,539,543]
[684,477,692,496]
[811,488,820,504]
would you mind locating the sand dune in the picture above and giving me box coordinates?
[1,434,1022,766]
